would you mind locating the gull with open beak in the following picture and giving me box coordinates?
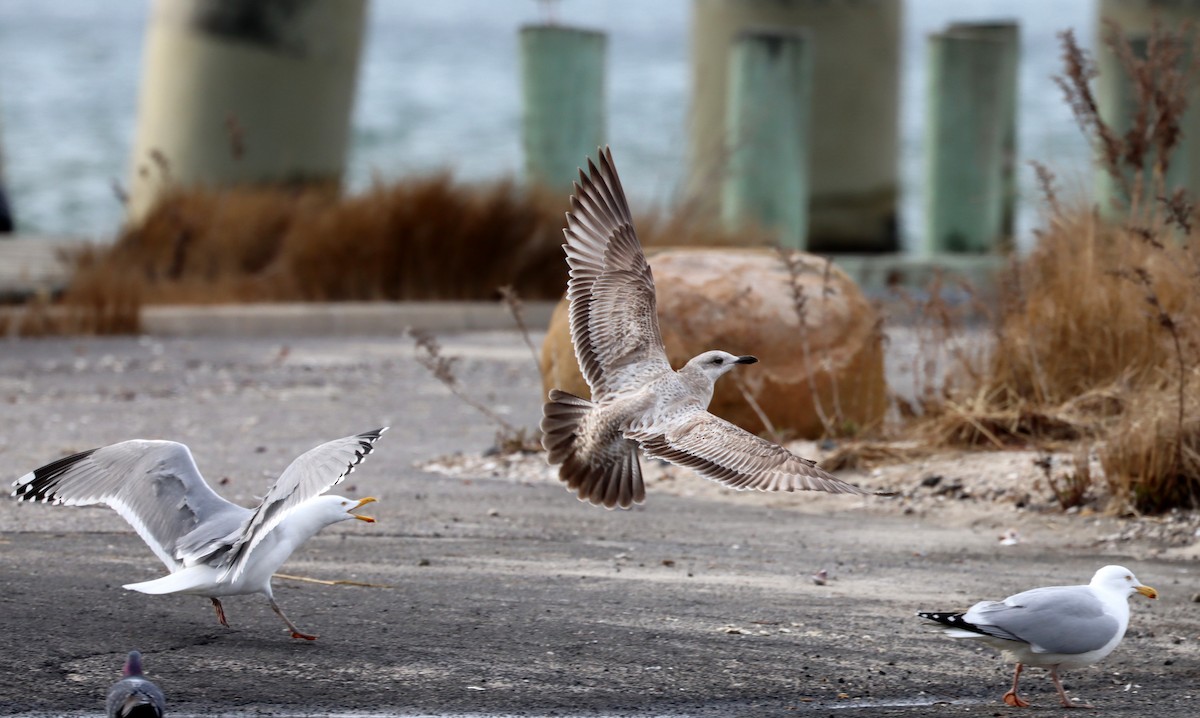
[12,429,385,640]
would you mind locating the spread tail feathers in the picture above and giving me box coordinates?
[917,610,990,639]
[123,565,215,595]
[541,389,645,509]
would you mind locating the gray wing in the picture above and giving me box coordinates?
[106,677,166,718]
[633,410,868,495]
[11,441,246,571]
[965,585,1119,655]
[221,428,385,580]
[563,146,672,400]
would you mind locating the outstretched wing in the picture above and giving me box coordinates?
[563,146,672,400]
[634,411,868,495]
[11,441,246,571]
[221,428,386,580]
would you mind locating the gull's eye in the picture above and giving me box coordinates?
[710,357,723,365]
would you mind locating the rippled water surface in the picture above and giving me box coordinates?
[0,0,1095,245]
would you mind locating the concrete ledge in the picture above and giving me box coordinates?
[830,253,1009,296]
[141,301,560,337]
[0,235,83,301]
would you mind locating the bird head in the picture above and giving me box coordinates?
[1090,564,1157,600]
[122,651,144,678]
[686,350,757,383]
[319,495,378,524]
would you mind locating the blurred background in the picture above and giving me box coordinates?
[0,0,1096,248]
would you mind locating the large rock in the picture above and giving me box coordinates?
[539,248,887,437]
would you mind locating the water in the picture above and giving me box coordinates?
[0,0,1097,247]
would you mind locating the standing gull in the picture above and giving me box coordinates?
[541,147,869,508]
[919,565,1158,709]
[12,429,385,640]
[106,651,166,718]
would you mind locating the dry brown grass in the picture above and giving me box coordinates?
[73,178,571,305]
[14,172,772,338]
[916,24,1200,513]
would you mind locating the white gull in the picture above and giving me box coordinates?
[919,564,1158,708]
[11,429,385,640]
[541,147,870,509]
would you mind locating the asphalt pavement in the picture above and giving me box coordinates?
[0,331,1194,717]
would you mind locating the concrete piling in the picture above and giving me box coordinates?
[688,0,902,252]
[720,28,811,249]
[948,21,1019,242]
[519,24,606,192]
[127,0,367,223]
[923,26,1017,254]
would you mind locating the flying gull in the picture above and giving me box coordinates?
[919,564,1158,708]
[107,651,166,718]
[541,147,870,509]
[12,429,385,640]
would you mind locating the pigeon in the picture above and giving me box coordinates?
[919,564,1158,708]
[541,146,870,508]
[106,651,166,718]
[12,429,384,640]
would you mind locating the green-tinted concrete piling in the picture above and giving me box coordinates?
[519,25,606,192]
[127,0,366,224]
[924,29,1013,255]
[721,28,811,249]
[688,0,902,252]
[1095,0,1200,216]
[947,20,1019,244]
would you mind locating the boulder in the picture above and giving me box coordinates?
[539,247,887,437]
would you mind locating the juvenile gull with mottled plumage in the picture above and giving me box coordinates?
[11,429,385,640]
[541,147,870,509]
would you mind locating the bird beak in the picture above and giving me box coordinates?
[735,355,758,365]
[349,496,377,523]
[1136,584,1158,599]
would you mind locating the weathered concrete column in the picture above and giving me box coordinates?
[520,25,606,192]
[721,28,811,249]
[948,21,1019,242]
[1095,1,1200,215]
[923,29,1014,254]
[128,0,367,223]
[688,0,902,253]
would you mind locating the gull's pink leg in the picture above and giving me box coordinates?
[210,598,230,627]
[270,598,317,641]
[1003,663,1031,708]
[1051,666,1094,709]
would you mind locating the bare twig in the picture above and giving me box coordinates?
[776,247,835,436]
[498,285,543,375]
[411,329,541,453]
[273,573,392,588]
[731,373,783,444]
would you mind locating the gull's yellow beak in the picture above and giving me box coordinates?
[1136,584,1158,599]
[350,496,377,523]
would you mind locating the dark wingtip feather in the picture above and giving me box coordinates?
[12,447,99,501]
